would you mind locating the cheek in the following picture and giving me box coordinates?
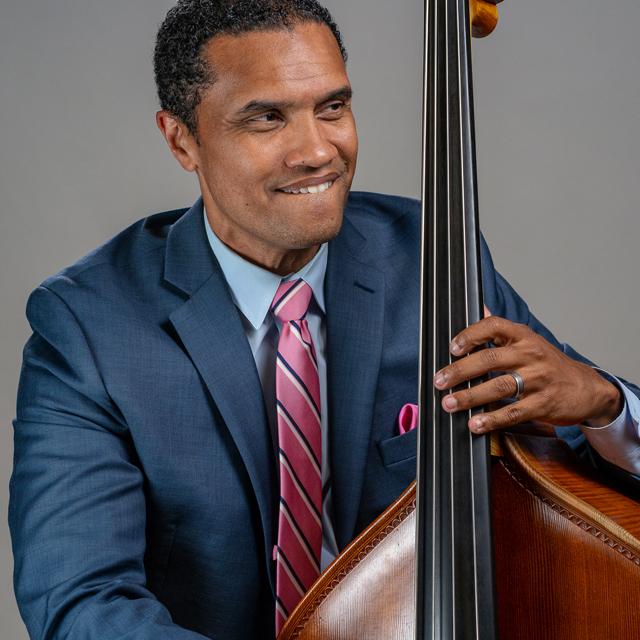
[239,148,284,196]
[336,121,359,168]
[208,152,274,203]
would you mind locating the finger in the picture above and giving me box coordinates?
[434,346,522,389]
[468,397,537,434]
[441,374,520,413]
[450,316,529,356]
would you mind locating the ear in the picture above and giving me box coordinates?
[155,111,199,172]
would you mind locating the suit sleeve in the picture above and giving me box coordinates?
[480,236,640,477]
[9,286,209,640]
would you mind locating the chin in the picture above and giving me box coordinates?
[283,217,343,250]
[312,209,344,242]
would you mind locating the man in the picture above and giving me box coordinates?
[9,1,640,639]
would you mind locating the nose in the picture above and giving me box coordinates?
[283,116,337,169]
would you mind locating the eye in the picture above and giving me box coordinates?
[250,112,281,124]
[245,111,283,131]
[256,112,279,122]
[322,101,347,119]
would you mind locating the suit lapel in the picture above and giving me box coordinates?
[164,200,277,593]
[325,218,386,550]
[161,199,387,577]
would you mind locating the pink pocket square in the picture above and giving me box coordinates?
[398,403,419,435]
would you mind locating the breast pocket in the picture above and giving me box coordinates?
[377,428,417,468]
[356,428,417,532]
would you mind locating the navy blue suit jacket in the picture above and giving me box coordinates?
[10,193,637,639]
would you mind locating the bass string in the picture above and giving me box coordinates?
[446,0,482,635]
[454,0,481,635]
[430,0,439,633]
[445,0,457,635]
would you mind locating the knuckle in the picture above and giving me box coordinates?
[528,342,545,362]
[509,322,529,342]
[505,405,522,424]
[487,317,503,333]
[481,348,500,368]
[532,367,550,386]
[495,376,513,396]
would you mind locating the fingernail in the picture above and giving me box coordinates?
[450,340,463,355]
[434,372,448,387]
[470,416,485,432]
[443,395,458,411]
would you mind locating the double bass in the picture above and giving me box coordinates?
[280,1,640,638]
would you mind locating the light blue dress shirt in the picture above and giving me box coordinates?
[203,210,640,568]
[582,369,640,473]
[204,212,339,569]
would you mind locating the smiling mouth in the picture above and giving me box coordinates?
[277,177,338,195]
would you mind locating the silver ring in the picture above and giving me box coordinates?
[508,371,525,399]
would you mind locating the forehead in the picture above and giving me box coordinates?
[201,22,349,107]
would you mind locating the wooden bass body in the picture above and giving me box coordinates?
[279,434,640,639]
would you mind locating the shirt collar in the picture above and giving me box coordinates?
[203,209,327,330]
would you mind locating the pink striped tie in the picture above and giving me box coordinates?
[271,279,322,635]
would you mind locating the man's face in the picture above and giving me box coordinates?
[187,22,358,272]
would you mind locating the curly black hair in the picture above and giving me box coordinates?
[154,0,347,137]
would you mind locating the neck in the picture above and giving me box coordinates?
[218,239,319,277]
[203,208,319,277]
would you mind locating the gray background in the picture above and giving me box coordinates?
[2,0,639,636]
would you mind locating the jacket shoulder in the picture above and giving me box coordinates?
[39,207,189,294]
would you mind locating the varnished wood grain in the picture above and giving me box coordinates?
[504,433,640,545]
[493,447,640,640]
[279,485,416,639]
[279,434,640,639]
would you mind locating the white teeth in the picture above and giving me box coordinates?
[280,180,334,195]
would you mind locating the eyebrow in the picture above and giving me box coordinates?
[236,86,353,116]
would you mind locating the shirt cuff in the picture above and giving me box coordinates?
[580,369,640,475]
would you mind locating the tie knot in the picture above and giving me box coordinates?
[271,279,313,322]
